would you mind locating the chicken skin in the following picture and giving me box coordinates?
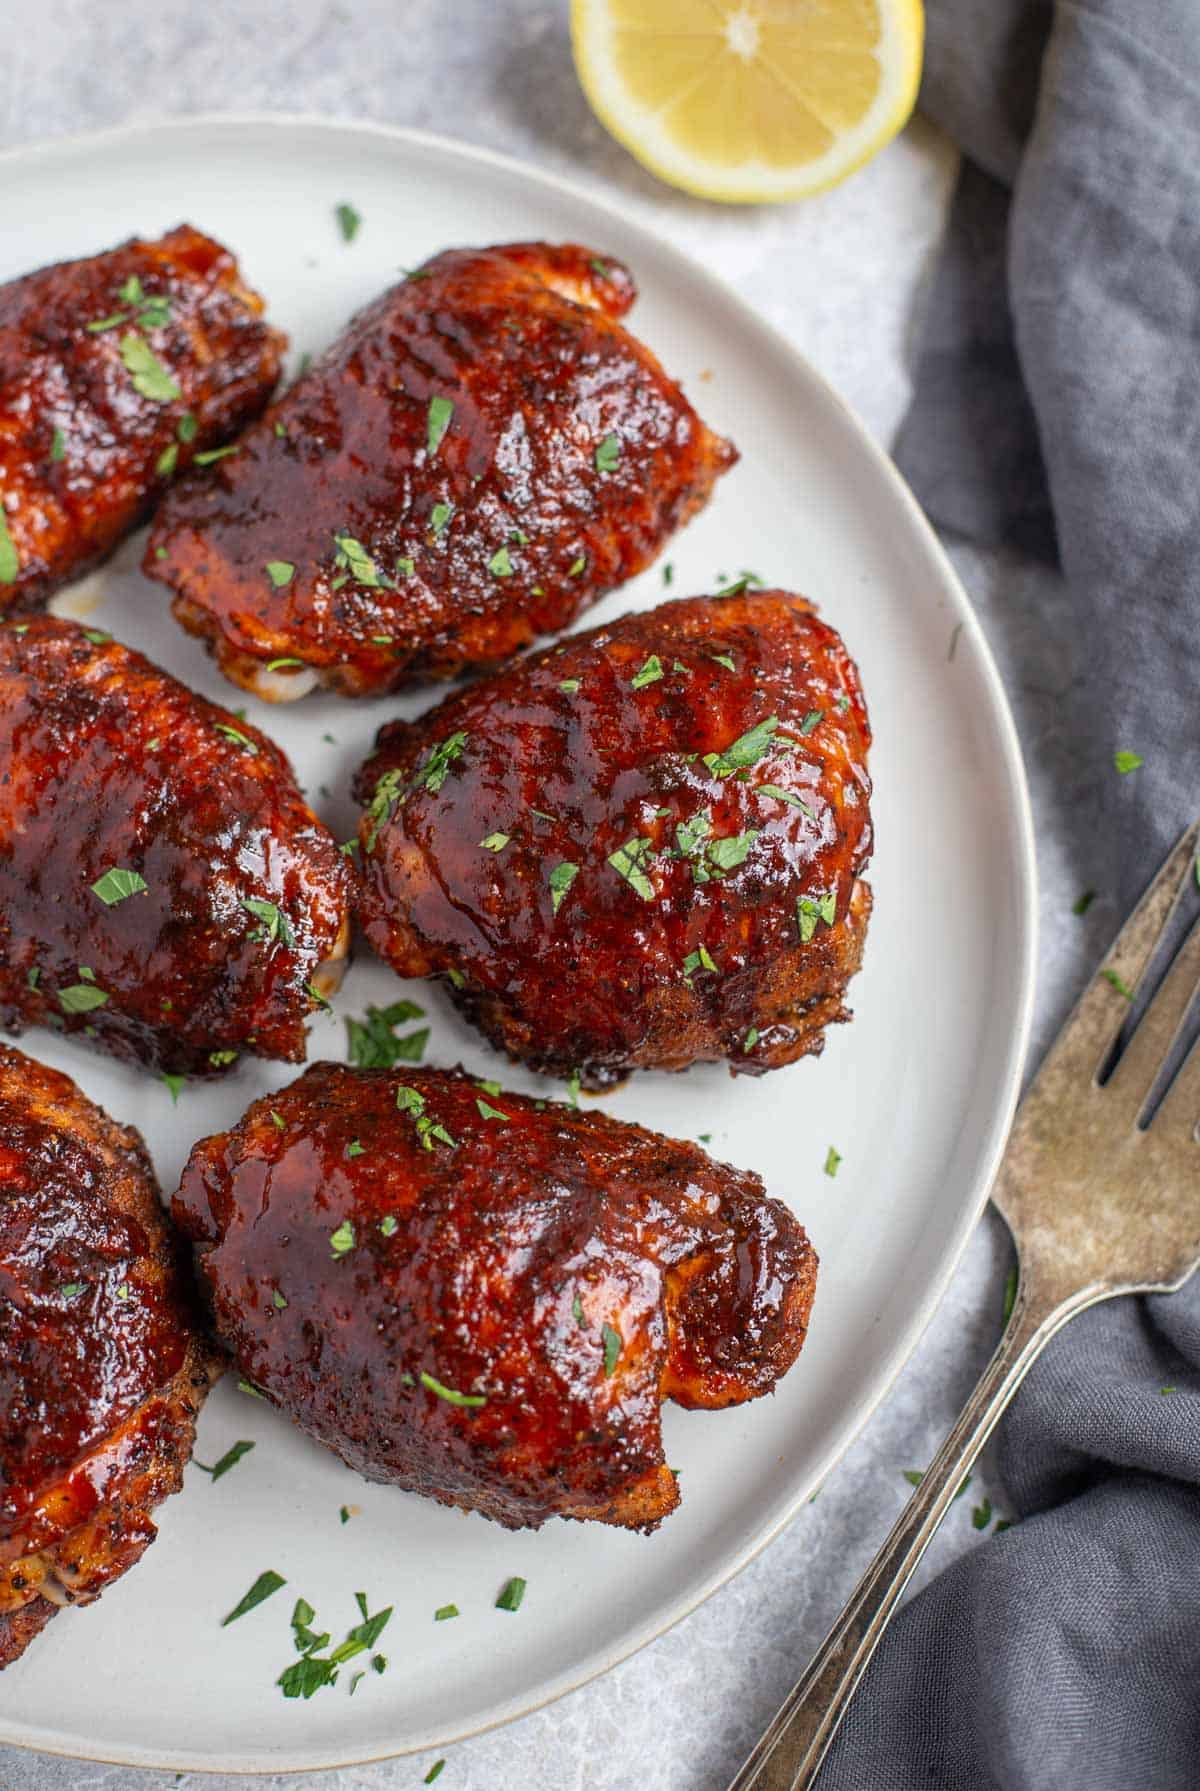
[143,241,736,700]
[353,589,873,1088]
[0,1045,217,1667]
[0,225,284,615]
[0,618,350,1076]
[172,1063,816,1532]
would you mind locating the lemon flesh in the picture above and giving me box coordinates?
[571,0,925,204]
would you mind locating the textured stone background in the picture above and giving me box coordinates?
[0,5,1103,1787]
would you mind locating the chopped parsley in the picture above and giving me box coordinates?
[1114,750,1143,774]
[567,554,586,577]
[631,655,663,689]
[601,1323,622,1377]
[434,1604,459,1622]
[708,651,736,672]
[329,1220,356,1259]
[333,532,383,587]
[214,722,259,753]
[266,657,305,672]
[480,831,511,851]
[118,332,180,403]
[194,445,239,466]
[706,830,758,874]
[60,1282,86,1298]
[91,866,147,906]
[272,1288,288,1308]
[208,1049,238,1067]
[548,861,579,913]
[222,1569,286,1626]
[277,1594,393,1699]
[430,501,452,536]
[161,1073,186,1103]
[594,433,621,474]
[743,1027,760,1051]
[972,1498,993,1531]
[682,945,718,981]
[608,836,656,900]
[266,560,295,588]
[1073,889,1097,916]
[59,982,108,1014]
[797,891,837,942]
[799,709,824,736]
[195,1439,255,1482]
[475,1097,509,1122]
[395,1084,456,1151]
[346,1140,365,1159]
[559,677,581,694]
[420,1371,486,1408]
[488,545,514,578]
[426,396,454,457]
[662,562,674,586]
[335,202,362,242]
[824,1146,841,1177]
[1102,967,1134,1000]
[49,427,66,462]
[363,734,468,850]
[425,1764,446,1784]
[495,1577,526,1613]
[703,715,779,778]
[346,998,428,1067]
[241,897,295,948]
[1002,1266,1018,1324]
[756,784,814,815]
[0,507,19,584]
[379,1215,399,1237]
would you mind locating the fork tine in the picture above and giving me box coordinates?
[1105,913,1200,1118]
[1042,820,1200,1089]
[1150,1030,1200,1144]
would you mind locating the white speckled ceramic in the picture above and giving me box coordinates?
[0,116,1035,1775]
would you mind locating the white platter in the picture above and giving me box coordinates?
[0,115,1036,1775]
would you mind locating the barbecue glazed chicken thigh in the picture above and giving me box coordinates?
[173,1063,816,1531]
[144,241,736,699]
[0,226,284,615]
[354,588,872,1088]
[0,1045,217,1667]
[0,618,350,1075]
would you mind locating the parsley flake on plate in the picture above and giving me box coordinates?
[195,1439,255,1483]
[345,999,428,1068]
[241,897,295,948]
[222,1569,286,1627]
[161,1072,185,1103]
[495,1576,527,1613]
[601,1323,622,1377]
[265,560,295,588]
[1114,750,1143,774]
[335,201,362,242]
[824,1146,842,1177]
[488,545,514,578]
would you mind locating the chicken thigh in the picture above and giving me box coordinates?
[353,588,872,1087]
[0,225,284,615]
[0,618,350,1076]
[0,1044,217,1667]
[144,241,736,699]
[172,1063,817,1532]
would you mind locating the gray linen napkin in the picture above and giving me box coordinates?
[821,3,1200,1785]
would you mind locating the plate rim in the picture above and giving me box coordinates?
[0,110,1039,1777]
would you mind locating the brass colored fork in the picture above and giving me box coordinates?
[730,821,1200,1791]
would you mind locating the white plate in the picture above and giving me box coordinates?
[0,116,1036,1775]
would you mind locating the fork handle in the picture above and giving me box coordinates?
[727,1276,1108,1791]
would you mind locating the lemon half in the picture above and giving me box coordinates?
[571,0,924,204]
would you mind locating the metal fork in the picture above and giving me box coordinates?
[730,819,1200,1791]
